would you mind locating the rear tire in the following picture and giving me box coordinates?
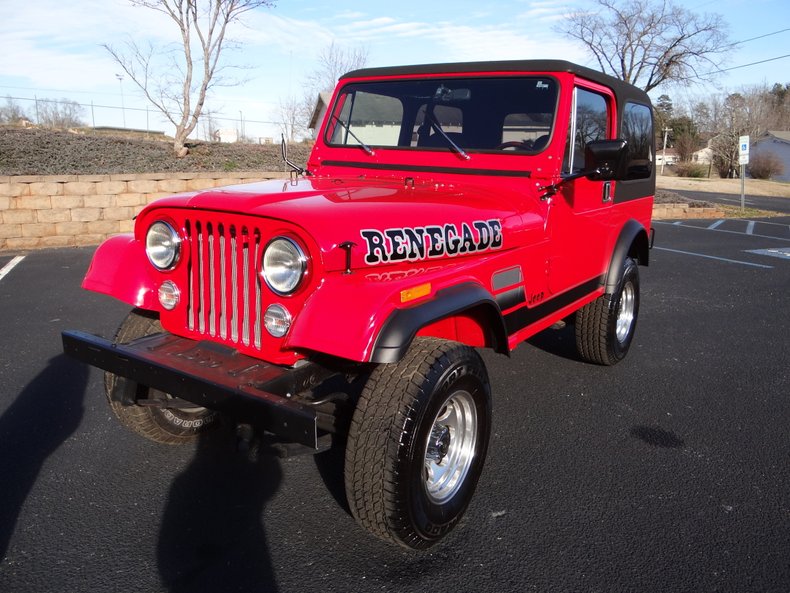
[104,309,219,445]
[575,257,640,365]
[344,338,491,549]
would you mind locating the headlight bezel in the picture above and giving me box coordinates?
[145,220,182,271]
[261,236,308,296]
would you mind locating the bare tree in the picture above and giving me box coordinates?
[276,95,309,143]
[0,97,29,125]
[297,42,369,136]
[37,98,85,129]
[306,41,369,95]
[557,0,730,92]
[104,0,274,156]
[709,93,749,177]
[200,108,221,141]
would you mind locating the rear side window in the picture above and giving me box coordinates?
[621,102,653,180]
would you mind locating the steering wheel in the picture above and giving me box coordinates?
[496,140,533,151]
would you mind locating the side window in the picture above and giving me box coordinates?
[621,102,654,179]
[563,88,609,173]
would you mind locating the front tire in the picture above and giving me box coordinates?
[344,338,491,549]
[575,257,640,365]
[104,309,219,445]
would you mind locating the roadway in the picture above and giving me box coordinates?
[669,187,790,215]
[1,218,788,593]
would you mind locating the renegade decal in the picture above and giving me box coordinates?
[361,219,503,265]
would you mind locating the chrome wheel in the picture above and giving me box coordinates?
[423,390,478,504]
[615,280,636,343]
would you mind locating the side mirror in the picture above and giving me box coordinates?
[584,139,629,181]
[539,138,629,200]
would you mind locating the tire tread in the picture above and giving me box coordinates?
[345,338,482,548]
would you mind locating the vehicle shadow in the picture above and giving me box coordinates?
[0,355,88,560]
[313,439,351,515]
[157,426,282,593]
[526,321,584,362]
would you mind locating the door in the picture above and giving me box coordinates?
[548,83,616,295]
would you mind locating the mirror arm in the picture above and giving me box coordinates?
[539,168,602,200]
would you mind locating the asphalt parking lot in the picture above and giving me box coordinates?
[1,217,788,593]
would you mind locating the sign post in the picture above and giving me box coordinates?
[738,135,749,210]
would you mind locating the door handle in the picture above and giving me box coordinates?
[602,181,612,203]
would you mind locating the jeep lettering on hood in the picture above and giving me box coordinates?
[361,219,503,265]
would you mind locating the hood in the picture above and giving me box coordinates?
[144,176,547,271]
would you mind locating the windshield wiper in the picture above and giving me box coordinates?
[426,112,470,161]
[331,115,374,156]
[281,135,309,177]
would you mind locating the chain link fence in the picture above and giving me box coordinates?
[1,95,288,144]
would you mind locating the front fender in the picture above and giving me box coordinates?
[82,234,159,309]
[287,273,504,364]
[370,283,505,363]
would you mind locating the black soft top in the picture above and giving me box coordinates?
[342,59,650,108]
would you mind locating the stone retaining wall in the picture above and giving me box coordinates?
[0,171,287,250]
[1,173,724,250]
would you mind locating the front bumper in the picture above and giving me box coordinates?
[62,330,334,448]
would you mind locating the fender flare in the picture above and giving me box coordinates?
[604,219,650,295]
[369,282,507,364]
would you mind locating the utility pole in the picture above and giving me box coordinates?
[116,73,126,128]
[660,127,671,175]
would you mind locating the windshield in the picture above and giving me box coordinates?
[326,76,559,154]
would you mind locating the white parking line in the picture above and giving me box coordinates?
[654,247,773,269]
[731,218,790,228]
[707,220,725,229]
[746,221,755,235]
[0,255,25,281]
[655,221,790,242]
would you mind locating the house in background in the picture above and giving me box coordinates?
[751,131,790,182]
[655,147,679,167]
[308,92,332,140]
[692,141,713,165]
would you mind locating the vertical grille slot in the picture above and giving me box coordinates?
[186,218,263,349]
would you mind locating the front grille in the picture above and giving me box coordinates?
[185,219,264,349]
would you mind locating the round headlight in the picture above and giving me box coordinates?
[262,237,307,295]
[146,221,181,270]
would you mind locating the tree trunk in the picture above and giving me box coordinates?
[172,129,189,157]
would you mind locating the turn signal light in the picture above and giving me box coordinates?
[400,283,431,303]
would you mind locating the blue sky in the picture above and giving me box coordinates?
[0,0,788,140]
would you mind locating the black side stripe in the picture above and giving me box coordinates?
[495,286,526,311]
[504,276,603,335]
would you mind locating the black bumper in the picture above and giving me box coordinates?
[62,330,332,448]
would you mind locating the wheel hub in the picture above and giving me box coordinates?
[615,280,636,343]
[426,424,451,463]
[423,391,478,504]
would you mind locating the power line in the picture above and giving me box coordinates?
[0,85,119,97]
[713,54,790,75]
[725,27,790,50]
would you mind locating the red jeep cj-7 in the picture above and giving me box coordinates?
[64,60,655,549]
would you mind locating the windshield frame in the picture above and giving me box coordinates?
[323,74,561,157]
